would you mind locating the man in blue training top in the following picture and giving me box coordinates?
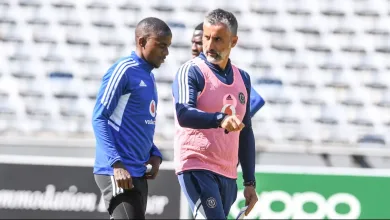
[92,17,172,219]
[191,22,265,117]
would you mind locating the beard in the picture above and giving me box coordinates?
[206,54,222,63]
[206,49,230,64]
[205,46,231,64]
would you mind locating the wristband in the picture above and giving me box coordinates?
[216,113,227,128]
[243,180,256,187]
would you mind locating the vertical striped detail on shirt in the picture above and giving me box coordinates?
[177,61,193,104]
[101,58,137,108]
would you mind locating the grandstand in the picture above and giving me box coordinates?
[0,0,390,168]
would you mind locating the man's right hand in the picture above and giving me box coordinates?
[113,161,133,189]
[221,115,245,132]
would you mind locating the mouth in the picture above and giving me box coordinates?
[207,52,217,57]
[160,57,166,63]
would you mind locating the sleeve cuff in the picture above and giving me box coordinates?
[151,153,163,164]
[244,177,256,182]
[109,157,121,167]
[214,112,227,128]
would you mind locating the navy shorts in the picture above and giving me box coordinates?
[178,170,238,219]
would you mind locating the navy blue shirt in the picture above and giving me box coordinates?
[172,52,257,182]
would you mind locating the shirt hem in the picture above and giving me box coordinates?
[175,166,237,179]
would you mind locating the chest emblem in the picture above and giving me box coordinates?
[238,92,246,105]
[149,100,156,117]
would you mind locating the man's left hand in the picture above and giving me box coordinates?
[144,156,161,179]
[244,186,258,216]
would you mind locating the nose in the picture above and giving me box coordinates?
[163,47,169,56]
[191,42,197,51]
[205,39,216,51]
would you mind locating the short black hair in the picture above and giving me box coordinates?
[195,22,203,31]
[135,17,172,40]
[204,8,238,36]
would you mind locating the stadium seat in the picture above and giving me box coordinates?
[325,155,357,168]
[84,77,101,100]
[0,25,24,44]
[286,122,314,145]
[0,7,16,27]
[365,156,390,169]
[375,91,390,122]
[358,134,386,145]
[253,77,283,100]
[252,119,277,143]
[0,94,24,135]
[51,0,76,9]
[85,0,109,10]
[300,89,327,121]
[24,102,52,134]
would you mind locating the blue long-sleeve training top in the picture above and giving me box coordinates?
[250,87,265,117]
[92,51,162,177]
[172,52,261,182]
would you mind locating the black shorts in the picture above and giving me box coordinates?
[94,174,148,219]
